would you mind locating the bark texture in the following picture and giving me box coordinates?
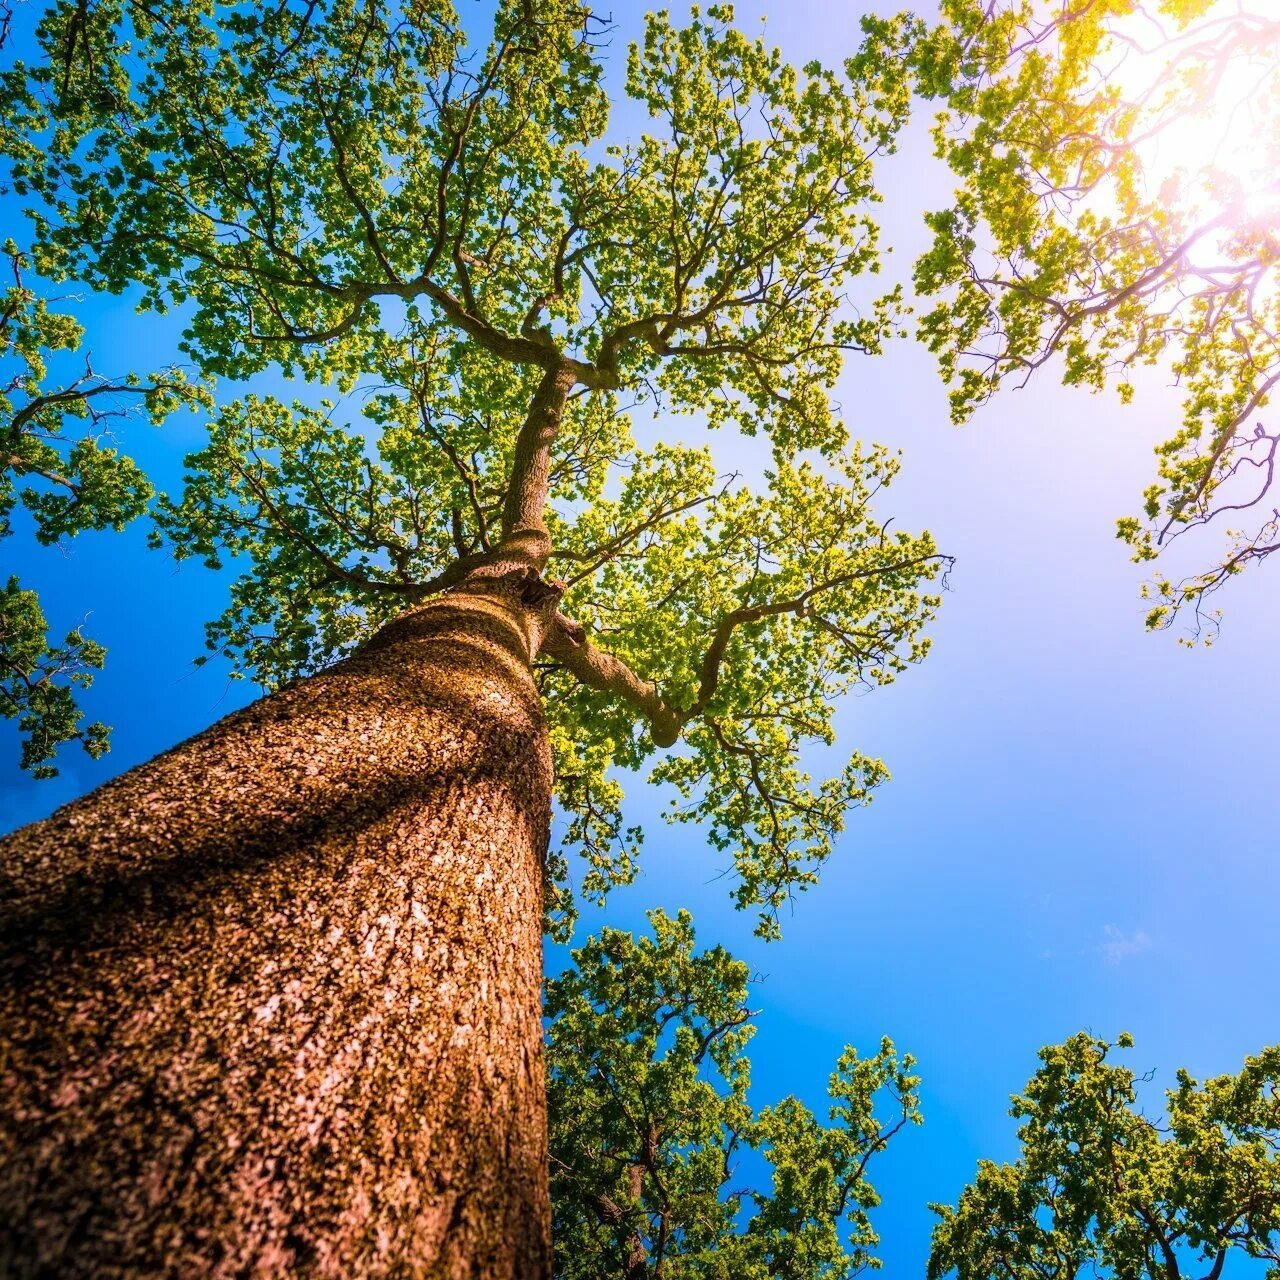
[0,591,554,1279]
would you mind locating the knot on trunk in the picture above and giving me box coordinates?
[445,565,567,661]
[514,569,567,615]
[453,564,566,618]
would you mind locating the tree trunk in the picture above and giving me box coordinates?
[0,590,554,1279]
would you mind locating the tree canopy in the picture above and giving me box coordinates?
[0,238,207,775]
[905,0,1280,638]
[547,909,921,1279]
[930,1032,1280,1280]
[0,0,948,934]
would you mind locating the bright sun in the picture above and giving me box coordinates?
[1103,0,1280,243]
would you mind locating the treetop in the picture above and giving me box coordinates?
[1,0,947,935]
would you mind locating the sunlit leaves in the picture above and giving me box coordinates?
[551,444,944,937]
[911,0,1280,634]
[1,1,914,451]
[565,3,911,458]
[152,393,431,687]
[930,1033,1280,1280]
[547,909,921,1278]
[2,0,608,382]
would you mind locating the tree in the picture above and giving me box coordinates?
[0,3,946,1272]
[897,0,1280,637]
[0,16,209,776]
[0,238,207,775]
[929,1032,1280,1280]
[546,909,920,1280]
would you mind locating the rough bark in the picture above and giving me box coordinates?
[0,590,554,1279]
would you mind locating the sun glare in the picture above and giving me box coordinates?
[1102,1,1280,242]
[1095,2,1274,215]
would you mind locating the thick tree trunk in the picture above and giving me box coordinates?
[0,590,554,1278]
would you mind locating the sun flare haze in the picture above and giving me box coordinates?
[916,0,1280,634]
[1103,1,1280,255]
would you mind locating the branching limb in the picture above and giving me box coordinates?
[551,477,735,587]
[500,363,579,548]
[689,552,953,718]
[542,612,681,748]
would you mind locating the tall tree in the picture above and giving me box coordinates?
[546,909,921,1280]
[896,0,1280,636]
[0,3,944,1273]
[930,1032,1280,1280]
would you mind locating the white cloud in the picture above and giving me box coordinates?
[1100,924,1151,965]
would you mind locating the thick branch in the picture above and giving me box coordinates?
[7,378,185,443]
[500,363,579,550]
[542,613,681,748]
[3,453,79,494]
[238,266,620,390]
[1135,1204,1182,1280]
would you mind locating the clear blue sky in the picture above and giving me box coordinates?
[3,2,1279,1274]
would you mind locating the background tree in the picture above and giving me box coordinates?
[0,0,207,776]
[892,0,1280,637]
[0,2,945,1273]
[546,909,921,1280]
[929,1032,1280,1280]
[0,240,207,775]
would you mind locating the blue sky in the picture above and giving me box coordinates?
[4,1,1280,1274]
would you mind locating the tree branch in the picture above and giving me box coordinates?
[500,363,579,549]
[541,613,682,748]
[688,552,950,718]
[550,479,734,587]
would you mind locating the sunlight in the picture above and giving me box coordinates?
[1060,0,1280,298]
[1106,0,1280,238]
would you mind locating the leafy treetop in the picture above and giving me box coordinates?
[895,0,1280,639]
[930,1032,1280,1280]
[546,908,922,1279]
[0,0,947,934]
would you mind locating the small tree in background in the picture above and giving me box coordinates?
[930,1032,1280,1280]
[547,910,920,1280]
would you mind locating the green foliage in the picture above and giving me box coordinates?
[908,0,1280,637]
[546,909,921,1278]
[930,1032,1280,1280]
[556,445,939,937]
[1,0,945,929]
[0,238,208,774]
[0,576,108,777]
